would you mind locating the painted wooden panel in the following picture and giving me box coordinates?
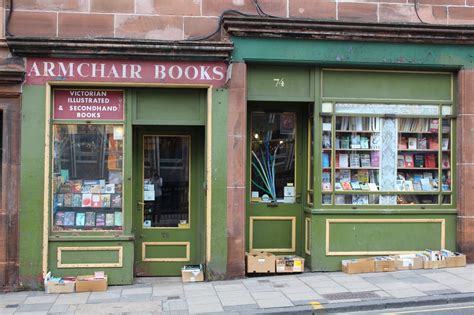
[247,65,314,101]
[133,89,206,125]
[142,242,190,261]
[58,246,122,267]
[322,70,452,101]
[250,216,295,252]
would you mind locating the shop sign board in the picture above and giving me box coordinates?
[26,58,227,86]
[53,89,124,120]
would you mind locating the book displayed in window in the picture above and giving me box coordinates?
[52,125,123,231]
[322,114,453,206]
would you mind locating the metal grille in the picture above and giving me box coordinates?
[322,291,378,300]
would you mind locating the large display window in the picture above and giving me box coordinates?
[319,103,454,207]
[52,124,124,231]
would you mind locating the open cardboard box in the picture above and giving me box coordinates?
[394,255,424,270]
[342,258,375,274]
[246,251,276,273]
[75,275,108,292]
[182,264,204,282]
[44,272,75,294]
[374,257,396,272]
[275,255,305,273]
[446,253,466,268]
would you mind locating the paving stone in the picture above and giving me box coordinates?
[223,304,259,312]
[163,300,188,311]
[86,298,120,304]
[251,291,287,300]
[374,290,391,298]
[187,303,224,314]
[399,276,437,284]
[311,286,349,295]
[364,276,399,284]
[386,288,426,298]
[423,289,459,295]
[120,293,152,302]
[55,292,90,305]
[88,291,121,300]
[15,303,52,312]
[374,282,409,290]
[213,283,246,292]
[256,298,293,308]
[283,291,322,301]
[411,283,452,292]
[123,287,153,295]
[218,292,255,306]
[153,287,184,297]
[186,295,221,306]
[445,282,474,293]
[48,304,70,313]
[306,280,341,289]
[24,295,58,304]
[74,301,162,313]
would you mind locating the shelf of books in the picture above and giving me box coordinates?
[396,118,451,205]
[328,116,381,205]
[321,116,332,204]
[52,125,124,231]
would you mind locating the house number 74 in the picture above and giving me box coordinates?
[273,78,285,87]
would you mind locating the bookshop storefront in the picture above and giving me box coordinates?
[224,17,474,273]
[18,55,230,286]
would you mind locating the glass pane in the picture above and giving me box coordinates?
[322,116,332,203]
[441,118,452,192]
[334,116,381,204]
[143,136,189,228]
[52,125,124,231]
[251,112,296,203]
[397,118,439,204]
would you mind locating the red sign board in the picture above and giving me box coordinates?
[26,58,227,86]
[53,89,124,120]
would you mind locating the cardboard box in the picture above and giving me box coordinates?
[423,259,447,269]
[446,253,466,268]
[75,275,108,292]
[374,257,396,272]
[276,256,305,273]
[181,264,204,282]
[45,280,75,294]
[246,251,276,273]
[341,258,375,274]
[394,256,424,270]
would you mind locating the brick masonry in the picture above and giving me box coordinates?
[4,0,473,39]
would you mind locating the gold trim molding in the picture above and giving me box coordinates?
[142,242,190,262]
[57,246,123,268]
[249,216,296,252]
[325,218,446,256]
[305,217,311,255]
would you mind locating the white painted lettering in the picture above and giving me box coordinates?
[91,63,106,78]
[185,66,199,80]
[77,63,90,78]
[58,62,74,77]
[212,66,225,80]
[130,64,142,79]
[154,65,166,79]
[27,62,41,77]
[43,62,55,77]
[200,66,211,80]
[169,65,183,80]
[107,64,119,78]
[121,64,128,79]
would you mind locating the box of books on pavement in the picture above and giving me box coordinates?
[44,272,76,294]
[341,258,375,274]
[246,251,276,273]
[76,272,108,292]
[181,264,204,282]
[393,254,424,270]
[374,256,396,272]
[418,249,466,269]
[275,255,305,273]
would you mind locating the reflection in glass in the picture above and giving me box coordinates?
[251,112,296,203]
[52,125,124,231]
[143,136,189,227]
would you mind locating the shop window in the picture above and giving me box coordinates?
[320,103,453,207]
[142,135,189,228]
[52,124,124,231]
[251,112,296,203]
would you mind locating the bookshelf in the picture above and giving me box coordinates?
[319,114,453,207]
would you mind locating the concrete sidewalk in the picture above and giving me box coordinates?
[1,265,473,314]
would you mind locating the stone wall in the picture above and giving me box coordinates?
[5,0,474,40]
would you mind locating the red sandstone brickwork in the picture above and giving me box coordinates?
[4,0,473,40]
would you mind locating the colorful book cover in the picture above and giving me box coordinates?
[55,211,64,226]
[404,180,414,191]
[96,213,105,226]
[105,213,115,226]
[56,194,64,207]
[420,178,432,191]
[442,155,450,168]
[105,184,115,194]
[350,181,361,190]
[114,211,123,226]
[71,180,82,193]
[91,194,102,208]
[342,181,352,190]
[64,212,75,226]
[341,136,350,149]
[370,151,380,167]
[414,155,424,168]
[442,138,449,150]
[428,137,439,150]
[63,194,72,207]
[360,154,371,168]
[370,134,380,149]
[339,154,349,168]
[83,179,101,186]
[75,212,85,226]
[340,170,351,182]
[81,184,92,194]
[335,182,343,190]
[111,194,122,208]
[360,183,370,190]
[322,171,331,183]
[322,153,330,168]
[85,212,96,226]
[368,183,378,191]
[418,137,427,150]
[360,137,369,149]
[349,153,360,168]
[404,155,414,168]
[335,195,347,205]
[398,137,408,149]
[101,194,111,207]
[352,195,369,205]
[115,184,123,193]
[322,195,332,204]
[408,138,417,150]
[356,170,369,183]
[90,184,102,194]
[322,182,331,191]
[350,134,361,149]
[429,119,439,133]
[72,194,83,207]
[82,193,92,207]
[425,154,437,168]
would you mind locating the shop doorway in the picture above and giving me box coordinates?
[133,126,205,276]
[246,103,307,257]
